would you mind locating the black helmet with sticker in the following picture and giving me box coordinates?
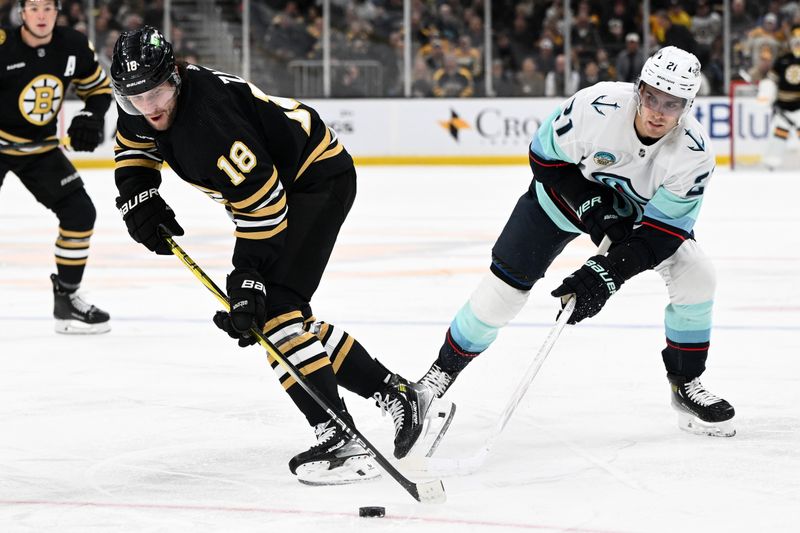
[110,26,181,115]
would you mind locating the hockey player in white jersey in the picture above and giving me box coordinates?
[418,46,735,437]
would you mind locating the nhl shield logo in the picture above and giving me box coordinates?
[593,151,616,166]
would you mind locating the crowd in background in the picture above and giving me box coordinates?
[2,0,798,98]
[0,0,199,70]
[251,0,800,97]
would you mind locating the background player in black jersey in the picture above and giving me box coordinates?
[109,26,454,485]
[758,27,800,170]
[0,0,111,334]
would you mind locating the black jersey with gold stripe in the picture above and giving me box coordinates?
[0,25,112,155]
[114,64,353,272]
[768,52,800,111]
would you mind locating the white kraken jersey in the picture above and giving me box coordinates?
[530,81,715,238]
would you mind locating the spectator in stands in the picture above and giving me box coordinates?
[333,63,366,97]
[495,31,519,73]
[602,18,627,57]
[64,0,85,27]
[515,56,546,96]
[464,12,484,49]
[419,34,449,72]
[578,60,606,90]
[616,32,645,83]
[545,53,579,97]
[535,37,557,74]
[571,6,603,66]
[384,30,404,97]
[488,58,515,97]
[432,53,474,97]
[666,0,692,28]
[731,0,756,41]
[454,34,482,81]
[436,2,462,43]
[692,0,722,65]
[509,12,535,67]
[595,48,616,80]
[656,10,698,54]
[411,56,433,97]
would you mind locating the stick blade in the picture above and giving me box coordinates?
[401,446,488,477]
[412,479,447,504]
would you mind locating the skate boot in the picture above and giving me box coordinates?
[374,374,456,459]
[288,412,380,485]
[51,274,110,334]
[418,362,460,399]
[668,373,735,437]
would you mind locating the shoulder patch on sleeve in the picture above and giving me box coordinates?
[589,95,621,115]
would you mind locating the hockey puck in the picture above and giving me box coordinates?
[358,506,386,518]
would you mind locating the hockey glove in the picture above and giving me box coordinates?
[116,188,184,255]
[67,109,104,152]
[572,187,634,246]
[213,269,268,348]
[551,255,624,324]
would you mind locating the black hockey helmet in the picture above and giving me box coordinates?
[18,0,61,10]
[110,26,178,97]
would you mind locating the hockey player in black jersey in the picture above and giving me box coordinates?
[0,0,111,334]
[758,27,800,170]
[109,26,454,485]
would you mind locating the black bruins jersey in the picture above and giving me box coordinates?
[0,25,112,155]
[114,64,353,272]
[768,52,800,111]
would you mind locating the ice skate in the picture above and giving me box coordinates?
[668,374,735,437]
[288,414,380,485]
[418,362,460,399]
[374,374,455,459]
[51,274,110,335]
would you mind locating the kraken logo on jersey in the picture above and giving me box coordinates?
[786,65,800,85]
[592,173,645,222]
[18,74,64,125]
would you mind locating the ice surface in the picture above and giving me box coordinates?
[1,165,798,532]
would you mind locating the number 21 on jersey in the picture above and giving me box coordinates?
[217,141,256,185]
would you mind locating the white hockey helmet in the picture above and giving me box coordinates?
[637,46,702,119]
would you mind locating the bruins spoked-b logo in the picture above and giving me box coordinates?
[19,74,64,125]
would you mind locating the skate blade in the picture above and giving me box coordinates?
[55,319,111,335]
[295,455,381,486]
[406,400,457,459]
[677,413,736,437]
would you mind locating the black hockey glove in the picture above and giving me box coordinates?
[571,187,634,246]
[116,188,184,255]
[67,109,104,152]
[551,255,624,324]
[213,269,267,347]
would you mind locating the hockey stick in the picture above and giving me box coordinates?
[161,232,446,504]
[775,107,798,129]
[403,236,612,476]
[0,136,70,153]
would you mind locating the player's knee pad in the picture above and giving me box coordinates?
[469,272,531,328]
[53,187,96,231]
[659,241,716,305]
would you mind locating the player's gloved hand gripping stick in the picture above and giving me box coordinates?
[160,230,446,504]
[404,236,612,476]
